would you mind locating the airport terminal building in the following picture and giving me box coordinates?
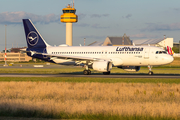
[89,34,132,46]
[89,34,173,51]
[0,47,32,62]
[132,38,173,49]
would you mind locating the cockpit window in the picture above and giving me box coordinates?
[156,51,167,54]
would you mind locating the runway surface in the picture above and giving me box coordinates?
[0,73,180,78]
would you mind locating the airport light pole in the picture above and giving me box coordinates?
[4,25,8,66]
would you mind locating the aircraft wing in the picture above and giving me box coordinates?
[42,53,103,61]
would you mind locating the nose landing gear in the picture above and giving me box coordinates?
[148,65,153,75]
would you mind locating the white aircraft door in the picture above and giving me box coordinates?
[144,48,150,65]
[144,48,149,59]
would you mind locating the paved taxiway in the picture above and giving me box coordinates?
[0,73,180,78]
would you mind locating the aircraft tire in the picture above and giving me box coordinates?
[103,71,110,75]
[83,70,89,75]
[88,70,91,75]
[148,71,153,75]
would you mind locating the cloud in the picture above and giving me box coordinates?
[77,13,87,20]
[174,8,180,11]
[90,14,109,18]
[91,24,109,29]
[142,23,180,31]
[122,14,132,19]
[126,14,132,19]
[0,11,59,24]
[73,13,109,20]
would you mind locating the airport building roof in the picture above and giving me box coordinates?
[107,37,130,45]
[133,39,164,45]
[88,41,105,46]
[88,34,132,46]
[103,35,132,46]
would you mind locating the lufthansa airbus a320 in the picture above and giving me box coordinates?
[22,19,174,75]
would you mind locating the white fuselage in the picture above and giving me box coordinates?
[46,45,174,66]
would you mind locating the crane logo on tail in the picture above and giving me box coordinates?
[27,31,39,46]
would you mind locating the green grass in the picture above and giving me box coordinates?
[0,77,180,83]
[0,112,177,120]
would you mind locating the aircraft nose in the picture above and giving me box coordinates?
[169,56,174,63]
[166,55,174,64]
[162,55,174,65]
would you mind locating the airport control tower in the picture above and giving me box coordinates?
[61,1,78,46]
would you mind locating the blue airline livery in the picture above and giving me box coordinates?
[22,19,174,75]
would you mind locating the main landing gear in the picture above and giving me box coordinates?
[83,65,91,75]
[83,70,91,75]
[148,65,153,75]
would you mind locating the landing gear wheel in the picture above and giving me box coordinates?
[88,70,91,75]
[148,71,153,75]
[83,70,88,75]
[83,70,91,75]
[103,71,110,75]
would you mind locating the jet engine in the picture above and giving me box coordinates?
[92,61,112,72]
[118,66,141,72]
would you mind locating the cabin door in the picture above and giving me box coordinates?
[144,48,149,59]
[144,48,150,65]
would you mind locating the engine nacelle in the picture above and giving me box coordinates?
[92,61,112,72]
[118,66,141,72]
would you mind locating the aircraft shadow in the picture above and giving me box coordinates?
[59,72,180,76]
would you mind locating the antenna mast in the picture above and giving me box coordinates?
[73,0,74,8]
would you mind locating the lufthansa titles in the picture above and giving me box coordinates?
[116,47,144,51]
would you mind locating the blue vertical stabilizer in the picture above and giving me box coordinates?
[22,19,49,48]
